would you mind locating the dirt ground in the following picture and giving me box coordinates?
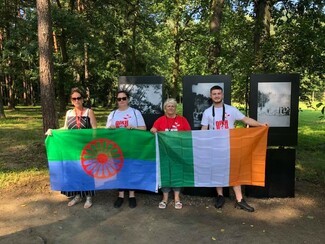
[0,175,324,244]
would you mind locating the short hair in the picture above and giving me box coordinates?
[70,87,86,98]
[163,98,177,110]
[117,90,130,98]
[210,85,223,93]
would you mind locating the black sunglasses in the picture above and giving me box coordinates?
[71,96,82,101]
[117,97,127,101]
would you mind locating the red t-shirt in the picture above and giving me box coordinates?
[152,115,191,131]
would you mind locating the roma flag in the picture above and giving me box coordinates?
[157,127,268,188]
[45,129,157,192]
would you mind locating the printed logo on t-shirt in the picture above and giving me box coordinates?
[215,120,229,130]
[116,120,129,128]
[115,114,132,128]
[215,113,230,130]
[164,121,180,131]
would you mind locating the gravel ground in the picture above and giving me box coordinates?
[0,177,324,244]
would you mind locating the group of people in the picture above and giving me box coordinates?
[49,85,266,212]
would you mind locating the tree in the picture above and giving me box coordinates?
[208,0,225,74]
[253,0,272,71]
[37,0,58,132]
[0,88,5,118]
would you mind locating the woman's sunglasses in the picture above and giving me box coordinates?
[71,97,82,101]
[117,97,127,101]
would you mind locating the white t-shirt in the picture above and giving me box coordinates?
[106,107,146,128]
[201,104,245,130]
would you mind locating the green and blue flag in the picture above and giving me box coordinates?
[45,129,157,192]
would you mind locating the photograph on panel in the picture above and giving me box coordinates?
[257,82,291,127]
[119,83,163,114]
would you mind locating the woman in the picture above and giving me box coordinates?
[150,98,191,209]
[106,90,146,208]
[62,87,97,208]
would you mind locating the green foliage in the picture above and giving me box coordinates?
[0,0,324,108]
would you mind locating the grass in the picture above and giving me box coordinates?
[296,109,325,184]
[0,104,324,188]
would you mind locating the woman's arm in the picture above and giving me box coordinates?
[89,109,97,129]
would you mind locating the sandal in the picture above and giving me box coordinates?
[68,195,82,207]
[175,201,183,210]
[84,196,93,209]
[159,201,167,209]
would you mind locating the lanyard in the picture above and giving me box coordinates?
[212,104,225,130]
[75,109,83,129]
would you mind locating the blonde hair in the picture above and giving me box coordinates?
[163,98,177,111]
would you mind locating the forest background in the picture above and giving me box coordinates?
[0,4,324,240]
[0,0,324,130]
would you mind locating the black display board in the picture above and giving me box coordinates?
[118,76,164,130]
[249,74,300,146]
[245,148,296,198]
[182,75,231,130]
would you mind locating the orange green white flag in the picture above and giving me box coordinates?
[156,127,268,188]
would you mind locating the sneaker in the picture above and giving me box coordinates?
[215,195,225,209]
[129,197,137,208]
[235,199,254,212]
[114,197,124,208]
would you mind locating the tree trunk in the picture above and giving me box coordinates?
[37,0,58,132]
[6,74,15,109]
[171,8,181,99]
[0,78,5,119]
[253,0,271,71]
[56,0,70,116]
[131,1,140,75]
[172,38,181,99]
[0,30,5,118]
[23,74,27,105]
[208,0,224,74]
[57,29,69,116]
[0,98,5,119]
[84,43,92,108]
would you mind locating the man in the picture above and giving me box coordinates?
[201,85,267,212]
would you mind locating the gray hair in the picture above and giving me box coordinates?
[163,98,177,111]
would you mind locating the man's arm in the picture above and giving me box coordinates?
[241,117,267,127]
[201,125,208,130]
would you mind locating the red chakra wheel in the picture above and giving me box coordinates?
[81,138,124,179]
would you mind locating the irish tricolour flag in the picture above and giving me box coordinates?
[46,129,157,192]
[157,127,268,188]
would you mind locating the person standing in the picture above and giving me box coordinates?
[150,98,191,209]
[201,85,267,212]
[62,87,97,209]
[106,90,146,208]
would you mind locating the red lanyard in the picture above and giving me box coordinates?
[75,109,82,129]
